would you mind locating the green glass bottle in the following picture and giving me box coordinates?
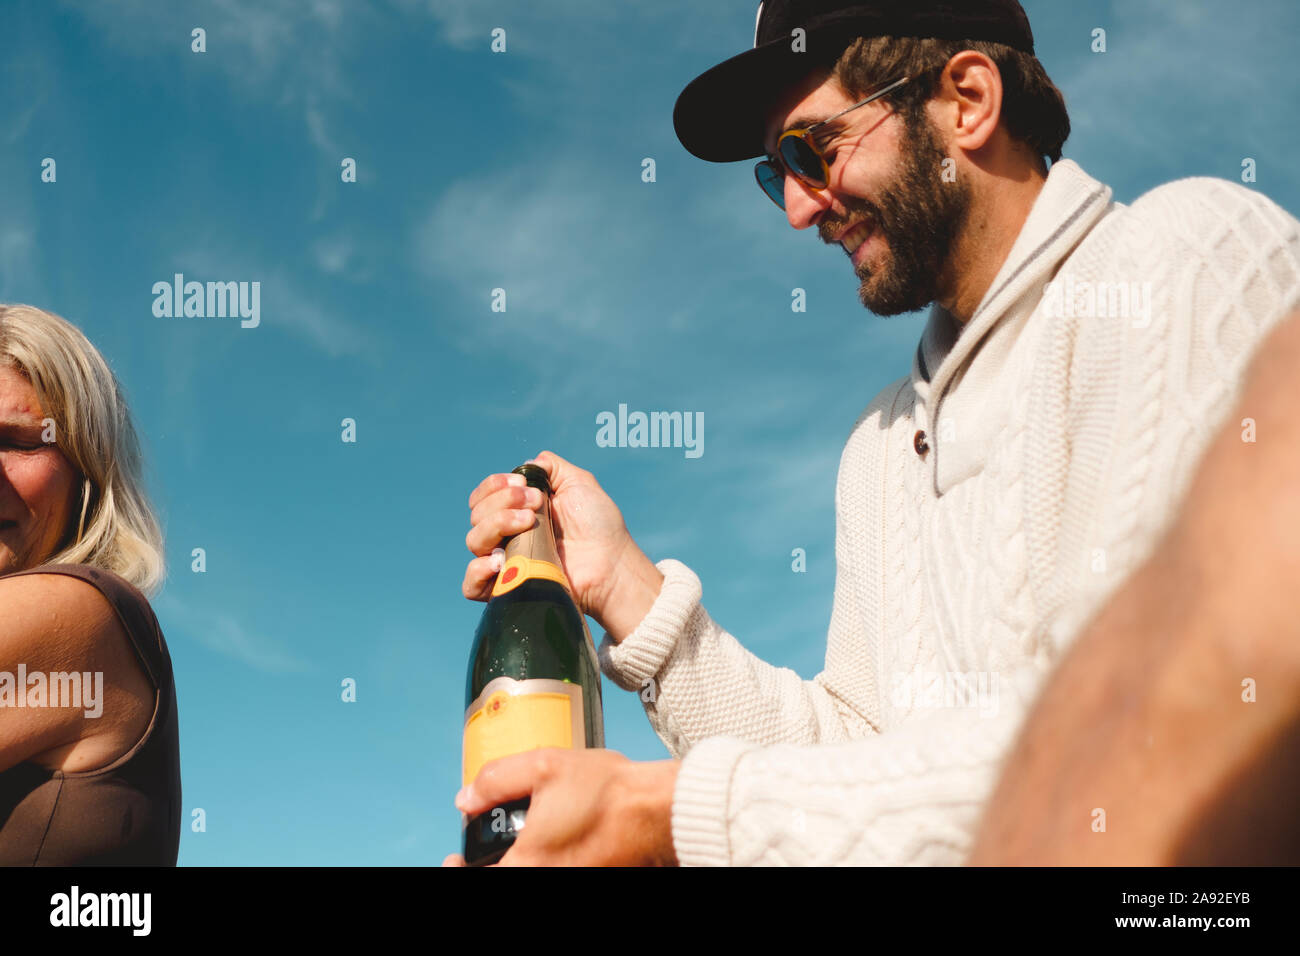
[461,463,605,866]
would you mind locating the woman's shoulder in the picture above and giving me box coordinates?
[6,562,151,603]
[1,563,167,678]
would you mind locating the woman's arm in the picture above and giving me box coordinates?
[0,572,154,775]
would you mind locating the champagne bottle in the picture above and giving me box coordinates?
[461,462,605,866]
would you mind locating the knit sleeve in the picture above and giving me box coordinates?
[670,663,1045,865]
[596,557,870,758]
[596,415,884,755]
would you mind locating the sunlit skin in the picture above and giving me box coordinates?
[0,363,80,574]
[0,361,154,775]
[448,53,1058,867]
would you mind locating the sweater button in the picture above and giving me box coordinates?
[913,429,929,455]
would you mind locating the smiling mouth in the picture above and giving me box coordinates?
[841,220,875,258]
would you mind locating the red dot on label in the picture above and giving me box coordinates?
[501,566,518,583]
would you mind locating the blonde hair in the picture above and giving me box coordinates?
[0,304,165,594]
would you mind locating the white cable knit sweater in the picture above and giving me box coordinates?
[597,159,1300,866]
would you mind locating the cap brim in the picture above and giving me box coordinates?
[673,25,860,164]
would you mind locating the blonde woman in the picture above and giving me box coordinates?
[0,304,179,865]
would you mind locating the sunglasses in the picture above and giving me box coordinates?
[755,75,912,210]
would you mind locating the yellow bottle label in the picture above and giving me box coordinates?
[490,555,572,597]
[462,677,586,787]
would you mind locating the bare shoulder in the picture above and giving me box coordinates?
[0,570,156,773]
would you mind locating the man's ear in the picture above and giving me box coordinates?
[934,50,1003,154]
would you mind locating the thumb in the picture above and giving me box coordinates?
[528,450,593,497]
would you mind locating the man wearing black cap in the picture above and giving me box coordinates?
[675,0,1060,325]
[453,0,1300,865]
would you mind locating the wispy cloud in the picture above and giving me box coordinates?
[305,105,340,157]
[415,0,754,60]
[57,0,369,230]
[415,154,657,347]
[634,524,701,560]
[2,40,53,145]
[172,249,383,361]
[415,0,623,54]
[390,819,438,855]
[6,99,41,145]
[0,227,36,297]
[270,277,380,359]
[60,0,354,102]
[1050,0,1300,180]
[310,235,355,275]
[57,0,374,226]
[155,592,308,674]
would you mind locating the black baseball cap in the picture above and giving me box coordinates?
[673,0,1035,163]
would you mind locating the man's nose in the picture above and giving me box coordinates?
[784,175,829,230]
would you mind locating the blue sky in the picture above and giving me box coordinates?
[2,0,1297,865]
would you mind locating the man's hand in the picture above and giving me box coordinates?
[442,749,680,867]
[462,450,665,644]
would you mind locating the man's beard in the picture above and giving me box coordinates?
[828,113,972,316]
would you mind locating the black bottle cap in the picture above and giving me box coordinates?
[512,463,551,495]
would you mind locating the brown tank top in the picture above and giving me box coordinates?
[0,564,181,865]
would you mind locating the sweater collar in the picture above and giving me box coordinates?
[910,159,1113,403]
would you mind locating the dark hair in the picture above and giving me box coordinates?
[828,35,1070,167]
